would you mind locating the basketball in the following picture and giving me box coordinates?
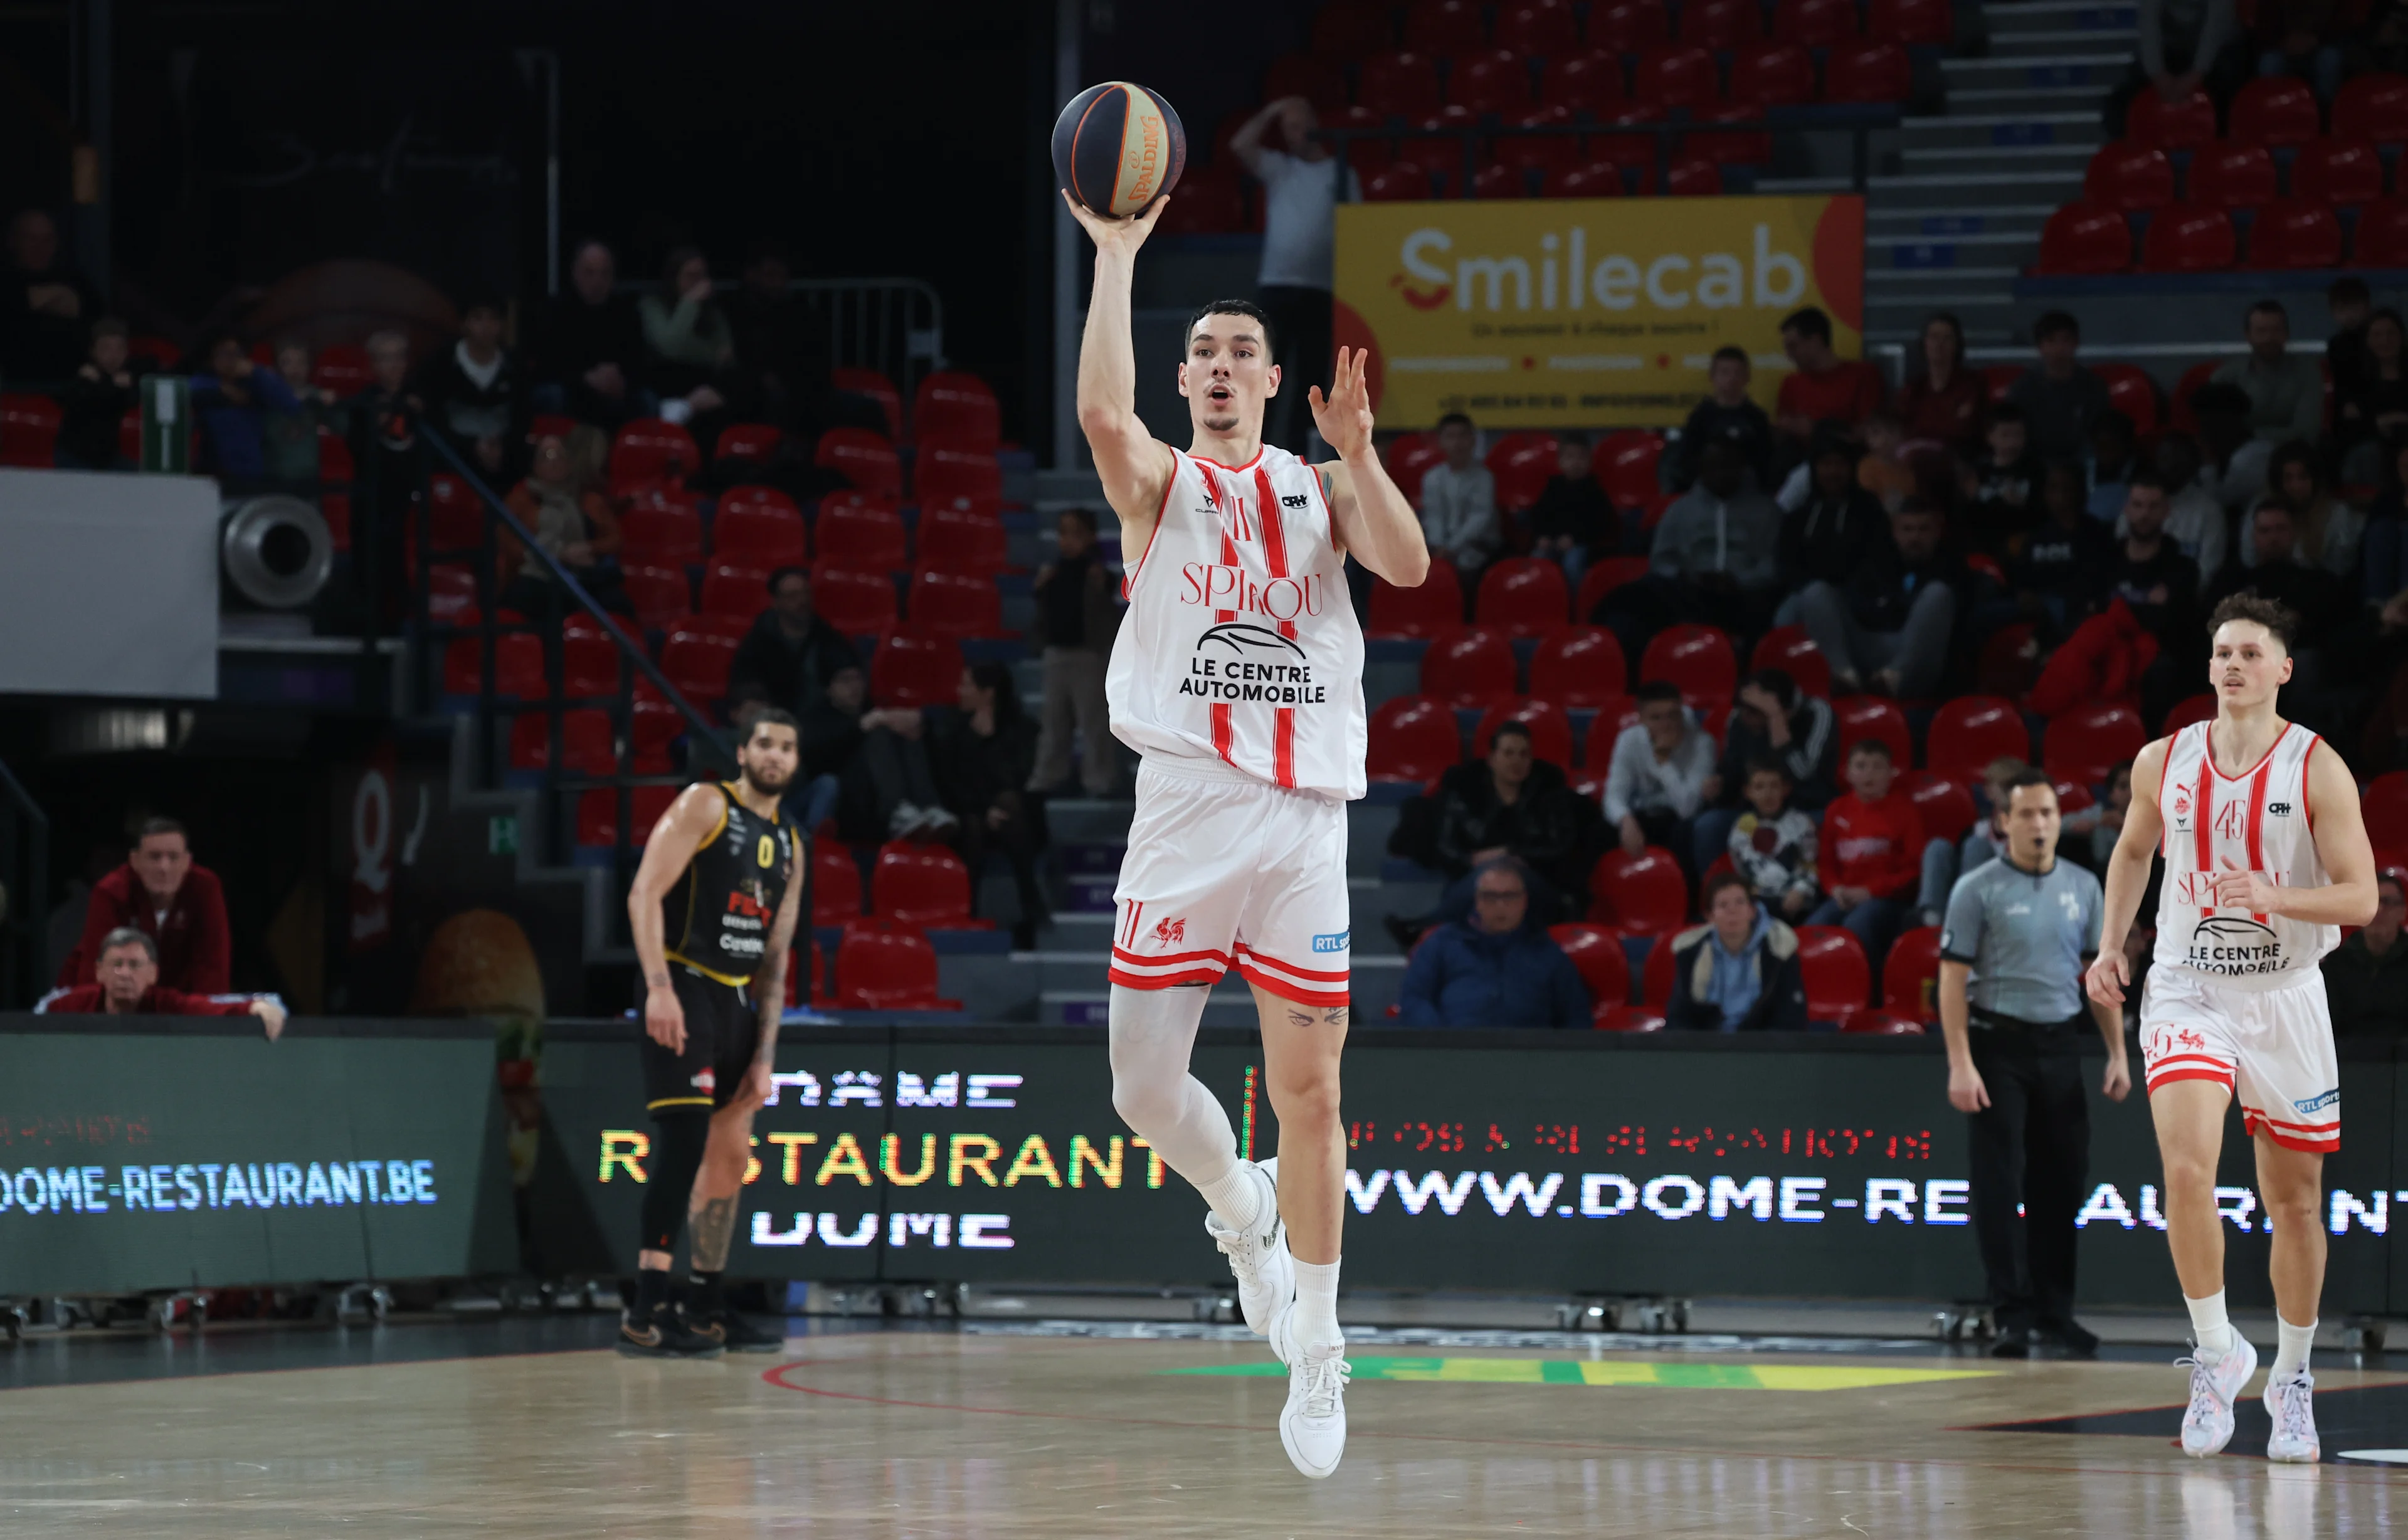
[1052,81,1186,218]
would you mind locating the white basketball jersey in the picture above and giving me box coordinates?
[1106,443,1367,801]
[2152,720,2336,988]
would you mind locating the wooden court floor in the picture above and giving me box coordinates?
[3,1324,2406,1537]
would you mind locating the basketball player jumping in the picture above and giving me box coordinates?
[1066,191,1428,1479]
[620,710,806,1359]
[2088,596,2375,1461]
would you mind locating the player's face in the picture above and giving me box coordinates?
[1180,315,1277,439]
[739,724,799,796]
[99,942,157,1004]
[2004,783,2061,865]
[2209,621,2291,705]
[132,833,191,899]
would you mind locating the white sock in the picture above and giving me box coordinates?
[1292,1256,1343,1355]
[2186,1290,2236,1358]
[2271,1316,2316,1379]
[1196,1160,1264,1234]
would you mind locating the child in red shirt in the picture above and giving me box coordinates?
[1806,739,1927,979]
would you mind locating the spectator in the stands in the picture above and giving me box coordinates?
[1229,95,1358,455]
[1028,507,1121,797]
[2135,431,2227,592]
[1624,434,1782,636]
[2101,469,2202,650]
[2212,299,2323,448]
[1663,870,1810,1033]
[1718,667,1840,811]
[843,679,958,843]
[2007,460,2115,635]
[55,317,139,468]
[2190,379,2272,519]
[929,663,1048,947]
[190,334,299,482]
[1724,760,1820,923]
[1960,756,2032,877]
[58,818,230,993]
[2206,502,2348,657]
[1797,498,1960,699]
[1395,857,1590,1030]
[2005,311,2111,463]
[1807,739,1927,973]
[1603,682,1718,864]
[2362,435,2408,603]
[1857,414,1918,512]
[531,238,648,428]
[2337,306,2408,487]
[1,208,98,381]
[260,340,341,483]
[1777,430,1894,594]
[2236,440,2361,577]
[2323,870,2408,1036]
[415,293,525,480]
[1666,345,1775,492]
[2090,760,2135,872]
[641,246,744,435]
[2116,0,2243,124]
[730,566,859,722]
[2084,410,2138,524]
[42,929,284,1036]
[724,239,833,436]
[1527,431,1615,579]
[1388,720,1597,940]
[1773,306,1882,454]
[1961,403,2040,556]
[794,660,867,833]
[2254,0,2347,98]
[497,428,631,618]
[1415,411,1497,581]
[345,330,424,622]
[1896,312,1987,460]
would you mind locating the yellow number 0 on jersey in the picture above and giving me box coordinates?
[757,834,776,867]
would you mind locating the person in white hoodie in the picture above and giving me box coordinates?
[1414,411,1497,584]
[1603,681,1719,867]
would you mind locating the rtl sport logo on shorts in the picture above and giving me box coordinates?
[2295,1087,2340,1115]
[1312,931,1349,954]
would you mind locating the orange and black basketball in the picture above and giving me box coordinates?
[1052,82,1186,218]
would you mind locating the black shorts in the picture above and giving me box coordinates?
[640,966,761,1117]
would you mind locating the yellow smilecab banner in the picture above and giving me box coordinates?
[1333,194,1866,430]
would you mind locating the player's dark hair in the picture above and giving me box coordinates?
[1710,344,1750,369]
[1184,298,1275,361]
[2002,766,2056,799]
[1780,306,1831,344]
[135,816,185,843]
[748,707,800,736]
[1848,738,1893,762]
[1635,680,1684,708]
[2206,593,2300,651]
[1703,868,1754,905]
[98,926,157,962]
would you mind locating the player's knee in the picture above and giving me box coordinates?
[1110,1066,1179,1134]
[1267,1067,1341,1131]
[2259,1173,2323,1229]
[2159,1148,2219,1196]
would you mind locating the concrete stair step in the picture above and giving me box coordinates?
[1982,1,2137,32]
[1867,204,2061,236]
[1868,231,2041,269]
[1898,112,2103,151]
[1988,28,2137,55]
[1899,142,2096,172]
[1867,169,2083,209]
[1945,85,2116,116]
[1940,53,2130,86]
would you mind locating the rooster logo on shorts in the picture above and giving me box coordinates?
[1154,917,1186,946]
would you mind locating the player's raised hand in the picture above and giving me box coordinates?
[2083,948,2129,1007]
[1062,190,1168,256]
[1308,345,1376,460]
[2210,855,2279,912]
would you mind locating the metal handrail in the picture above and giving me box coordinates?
[0,755,50,1010]
[1323,107,1894,198]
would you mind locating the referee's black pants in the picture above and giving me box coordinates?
[1966,1015,2090,1334]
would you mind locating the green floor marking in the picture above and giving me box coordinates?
[1165,1357,2000,1392]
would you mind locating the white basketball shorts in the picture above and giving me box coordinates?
[2138,966,2340,1152]
[1108,758,1351,1009]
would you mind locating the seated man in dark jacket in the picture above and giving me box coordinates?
[1397,858,1590,1028]
[729,568,860,719]
[1796,498,1963,699]
[2322,869,2408,1036]
[1385,721,1599,942]
[1663,871,1810,1033]
[1777,431,1893,592]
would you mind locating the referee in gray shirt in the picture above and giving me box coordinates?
[1940,767,2131,1358]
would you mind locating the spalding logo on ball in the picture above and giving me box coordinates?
[1053,82,1187,217]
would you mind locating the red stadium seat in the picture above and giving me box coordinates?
[1494,108,1582,176]
[1154,168,1248,233]
[832,368,903,440]
[872,841,988,929]
[1634,46,1716,115]
[1904,771,1977,843]
[1680,0,1764,49]
[2337,73,2408,146]
[2084,142,2173,211]
[1472,162,1529,199]
[1405,0,1486,55]
[1575,558,1649,621]
[2162,693,2217,734]
[1549,924,1631,1019]
[810,566,899,633]
[1822,40,1911,103]
[1580,700,1639,768]
[814,498,909,570]
[1867,0,1951,44]
[916,504,1010,576]
[1311,0,1395,57]
[618,565,692,631]
[2168,359,2225,432]
[1472,697,1576,767]
[1539,50,1627,118]
[1451,49,1533,116]
[2187,142,2279,209]
[2229,76,2324,149]
[2128,89,2217,150]
[1545,161,1627,197]
[869,631,961,709]
[1588,0,1671,53]
[0,393,61,466]
[509,709,616,776]
[1489,432,1560,510]
[712,486,807,567]
[2365,772,2408,850]
[813,841,865,924]
[2043,702,2147,787]
[907,568,1004,638]
[1529,626,1630,708]
[1421,626,1518,706]
[309,343,372,398]
[2140,203,2237,272]
[618,502,704,567]
[1775,0,1859,46]
[425,473,483,552]
[714,423,782,465]
[2249,199,2344,270]
[815,428,903,498]
[1360,51,1444,121]
[1365,162,1435,201]
[699,562,773,619]
[1639,623,1738,705]
[1750,626,1832,699]
[2355,198,2408,265]
[2293,139,2385,206]
[916,445,1003,507]
[1367,561,1466,638]
[1982,362,2025,402]
[1476,557,1571,638]
[575,785,678,848]
[1796,926,1872,1021]
[1386,432,1447,503]
[1834,695,1913,767]
[1589,846,1689,936]
[2095,362,2161,435]
[2036,202,2133,274]
[426,564,478,626]
[1264,51,1347,113]
[1729,43,1818,107]
[912,371,1001,450]
[1883,924,1943,1021]
[833,923,961,1010]
[658,627,739,702]
[1368,695,1465,783]
[1926,695,2030,783]
[610,419,699,488]
[1664,155,1724,196]
[1594,430,1663,509]
[559,631,621,699]
[1496,0,1577,56]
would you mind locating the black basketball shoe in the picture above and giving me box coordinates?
[690,1307,786,1354]
[618,1304,726,1359]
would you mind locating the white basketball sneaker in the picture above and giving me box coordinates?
[1269,1299,1350,1479]
[1202,1157,1291,1337]
[2263,1369,2319,1463]
[2178,1337,2258,1457]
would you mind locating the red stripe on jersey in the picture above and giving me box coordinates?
[2303,731,2321,832]
[1212,512,1238,765]
[1254,464,1298,789]
[2245,753,2273,923]
[2192,732,2214,908]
